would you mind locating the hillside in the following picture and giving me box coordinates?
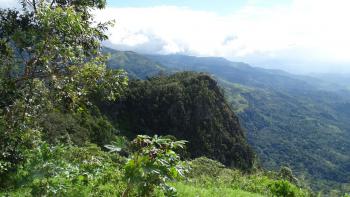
[103,48,168,79]
[100,72,255,170]
[146,54,350,191]
[147,54,350,191]
[104,48,350,192]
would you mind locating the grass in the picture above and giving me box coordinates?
[173,182,264,197]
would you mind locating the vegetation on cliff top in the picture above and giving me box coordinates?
[101,72,255,170]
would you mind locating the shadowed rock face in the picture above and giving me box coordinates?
[106,72,255,170]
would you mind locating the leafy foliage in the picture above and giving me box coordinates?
[268,180,301,197]
[119,135,188,197]
[0,0,126,185]
[0,135,190,197]
[1,142,126,196]
[40,111,116,146]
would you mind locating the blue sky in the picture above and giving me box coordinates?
[107,0,292,15]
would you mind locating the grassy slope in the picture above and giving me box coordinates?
[1,187,263,197]
[1,156,310,197]
[173,182,263,197]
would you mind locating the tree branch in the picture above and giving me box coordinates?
[32,0,36,13]
[50,0,56,9]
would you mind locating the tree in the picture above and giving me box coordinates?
[0,0,127,181]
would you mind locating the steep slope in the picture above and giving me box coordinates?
[103,48,350,191]
[102,72,255,170]
[146,54,350,191]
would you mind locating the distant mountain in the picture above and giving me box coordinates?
[103,47,169,79]
[145,54,347,93]
[311,73,350,90]
[104,47,350,192]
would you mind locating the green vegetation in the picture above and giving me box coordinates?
[0,146,309,197]
[0,135,186,197]
[143,53,350,193]
[102,72,255,170]
[0,0,128,195]
[119,135,188,196]
[172,157,311,197]
[4,144,125,196]
[173,183,263,197]
[0,0,344,196]
[0,0,129,174]
[97,48,350,194]
[104,48,168,79]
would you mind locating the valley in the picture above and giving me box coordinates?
[106,48,350,192]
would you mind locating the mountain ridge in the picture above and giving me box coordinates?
[104,47,350,192]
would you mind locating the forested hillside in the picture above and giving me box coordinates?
[103,48,168,79]
[146,54,350,192]
[0,1,311,196]
[100,72,255,170]
[104,49,350,193]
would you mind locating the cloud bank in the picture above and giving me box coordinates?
[0,0,20,9]
[1,0,350,73]
[96,0,350,73]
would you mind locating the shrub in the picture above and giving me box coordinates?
[16,143,125,196]
[0,126,42,189]
[118,135,188,197]
[188,157,225,178]
[278,166,299,186]
[269,180,299,197]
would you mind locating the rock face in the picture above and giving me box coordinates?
[109,72,255,170]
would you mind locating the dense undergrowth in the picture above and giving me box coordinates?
[0,142,312,197]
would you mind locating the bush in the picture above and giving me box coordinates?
[269,180,299,197]
[0,125,42,189]
[41,111,116,147]
[188,157,225,178]
[119,135,188,197]
[278,166,299,186]
[4,143,126,196]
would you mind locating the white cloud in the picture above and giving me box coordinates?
[96,0,350,73]
[0,0,20,9]
[2,0,349,73]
